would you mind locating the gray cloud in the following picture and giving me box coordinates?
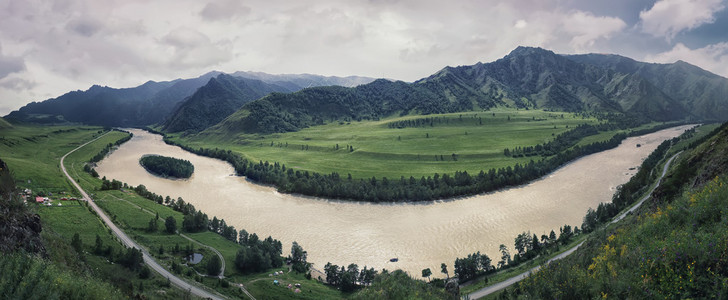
[200,0,251,21]
[639,0,726,41]
[645,42,728,77]
[0,44,25,79]
[2,0,728,116]
[66,15,104,37]
[0,77,36,91]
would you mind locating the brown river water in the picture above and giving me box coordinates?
[96,125,692,277]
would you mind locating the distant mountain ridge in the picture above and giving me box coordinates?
[161,74,294,133]
[5,72,218,127]
[4,71,377,127]
[6,47,727,131]
[566,54,728,121]
[206,46,724,136]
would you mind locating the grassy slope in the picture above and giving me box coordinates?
[460,123,717,297]
[0,126,192,298]
[0,116,12,128]
[173,108,599,179]
[493,123,728,299]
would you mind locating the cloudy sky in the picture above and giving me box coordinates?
[1,0,727,115]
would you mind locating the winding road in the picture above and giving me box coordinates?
[103,193,227,279]
[60,132,225,300]
[468,151,682,299]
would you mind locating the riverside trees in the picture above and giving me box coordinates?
[139,155,194,179]
[164,125,637,202]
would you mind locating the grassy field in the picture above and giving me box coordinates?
[172,108,599,179]
[0,125,193,298]
[1,124,348,299]
[0,126,105,195]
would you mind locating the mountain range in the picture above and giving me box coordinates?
[4,72,375,128]
[6,46,728,134]
[206,46,726,136]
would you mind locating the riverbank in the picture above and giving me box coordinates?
[97,125,694,278]
[160,112,690,202]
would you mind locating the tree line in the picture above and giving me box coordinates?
[163,128,631,202]
[386,114,486,129]
[451,224,578,283]
[88,129,133,163]
[323,262,378,292]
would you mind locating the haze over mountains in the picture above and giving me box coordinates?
[4,72,375,128]
[6,46,728,134]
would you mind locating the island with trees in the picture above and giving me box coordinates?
[139,155,194,179]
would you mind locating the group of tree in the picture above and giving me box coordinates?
[353,269,458,299]
[323,262,378,292]
[139,155,194,178]
[504,123,599,157]
[453,252,493,282]
[88,130,133,163]
[72,232,145,274]
[386,114,484,129]
[289,241,310,273]
[233,233,284,273]
[453,223,579,284]
[99,176,123,190]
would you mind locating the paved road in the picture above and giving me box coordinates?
[611,151,682,223]
[104,193,227,279]
[469,151,682,299]
[60,132,225,300]
[468,241,584,299]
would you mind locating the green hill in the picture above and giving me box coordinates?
[161,74,295,133]
[0,117,11,128]
[568,54,728,122]
[208,46,716,136]
[499,122,728,298]
[0,158,126,299]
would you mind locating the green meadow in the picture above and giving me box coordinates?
[1,124,348,299]
[175,108,600,179]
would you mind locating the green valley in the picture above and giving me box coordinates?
[175,109,597,180]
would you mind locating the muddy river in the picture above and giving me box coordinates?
[96,125,692,276]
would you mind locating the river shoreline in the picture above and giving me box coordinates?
[97,125,693,277]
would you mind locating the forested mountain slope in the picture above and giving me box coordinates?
[4,72,220,127]
[568,54,728,121]
[5,71,376,128]
[206,46,714,136]
[160,74,295,133]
